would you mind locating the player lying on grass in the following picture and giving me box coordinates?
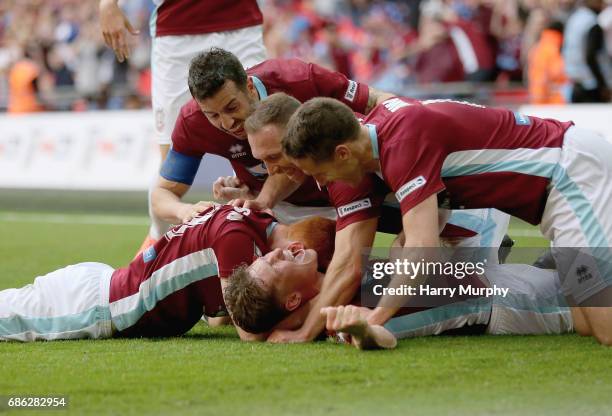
[224,248,578,346]
[231,92,512,343]
[282,95,612,346]
[0,205,335,342]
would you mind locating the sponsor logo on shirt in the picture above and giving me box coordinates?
[337,198,372,218]
[344,80,358,102]
[513,112,531,126]
[395,176,427,202]
[229,144,248,159]
[383,98,411,113]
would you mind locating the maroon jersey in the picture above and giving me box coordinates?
[168,58,371,206]
[367,98,573,224]
[108,205,274,337]
[327,174,475,238]
[153,0,263,37]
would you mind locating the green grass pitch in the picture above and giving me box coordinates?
[1,212,611,415]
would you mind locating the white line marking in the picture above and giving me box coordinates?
[0,212,149,226]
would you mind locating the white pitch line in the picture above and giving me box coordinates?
[0,212,149,226]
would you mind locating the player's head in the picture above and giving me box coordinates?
[188,48,258,139]
[283,97,364,187]
[245,93,306,182]
[225,216,335,333]
[269,216,336,271]
[225,249,319,334]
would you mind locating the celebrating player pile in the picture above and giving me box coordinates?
[280,94,612,346]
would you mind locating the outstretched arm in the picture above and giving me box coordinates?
[322,305,397,350]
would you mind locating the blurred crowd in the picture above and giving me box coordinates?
[1,0,611,113]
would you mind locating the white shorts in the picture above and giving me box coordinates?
[0,263,114,342]
[540,126,612,302]
[271,201,338,224]
[445,208,511,263]
[486,264,573,335]
[383,263,572,338]
[152,25,267,145]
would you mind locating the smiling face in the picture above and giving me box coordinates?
[247,247,319,307]
[196,79,258,139]
[248,123,307,182]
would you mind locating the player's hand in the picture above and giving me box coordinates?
[229,197,273,214]
[266,328,310,344]
[320,305,372,339]
[178,201,216,223]
[99,0,140,62]
[212,176,253,202]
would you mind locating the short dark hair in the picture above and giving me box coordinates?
[282,97,360,162]
[245,92,301,134]
[224,265,287,334]
[187,48,248,101]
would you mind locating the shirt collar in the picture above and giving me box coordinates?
[250,75,268,100]
[366,123,379,160]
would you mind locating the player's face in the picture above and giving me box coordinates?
[197,80,257,139]
[291,155,363,187]
[248,124,307,183]
[248,248,319,306]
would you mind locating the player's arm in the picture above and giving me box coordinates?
[268,218,379,343]
[99,0,139,62]
[322,305,397,350]
[233,173,302,211]
[151,148,210,224]
[367,194,441,326]
[365,87,395,114]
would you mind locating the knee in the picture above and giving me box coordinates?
[594,331,612,346]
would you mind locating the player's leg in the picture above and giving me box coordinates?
[541,125,612,345]
[484,264,573,335]
[446,208,512,263]
[0,263,114,341]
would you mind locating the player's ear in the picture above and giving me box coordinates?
[286,241,305,253]
[335,144,351,161]
[285,292,302,311]
[246,77,255,95]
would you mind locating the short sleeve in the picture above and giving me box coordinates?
[309,62,370,113]
[328,175,386,231]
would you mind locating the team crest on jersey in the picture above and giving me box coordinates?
[229,144,248,159]
[396,176,427,202]
[344,80,357,102]
[143,246,157,263]
[513,112,531,126]
[337,198,372,217]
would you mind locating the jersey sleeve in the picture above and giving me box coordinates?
[308,62,370,113]
[328,175,385,231]
[214,231,257,278]
[381,107,447,215]
[160,109,205,185]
